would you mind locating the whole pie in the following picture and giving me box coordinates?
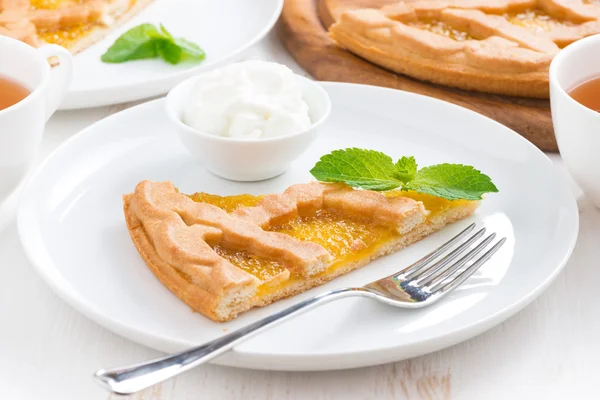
[328,0,600,98]
[124,180,479,321]
[0,0,152,53]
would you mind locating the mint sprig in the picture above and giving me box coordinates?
[310,148,498,201]
[101,23,206,65]
[307,148,401,191]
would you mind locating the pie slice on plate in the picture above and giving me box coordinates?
[328,0,600,98]
[0,0,153,53]
[123,180,479,321]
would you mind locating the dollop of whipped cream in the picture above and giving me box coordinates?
[183,61,312,139]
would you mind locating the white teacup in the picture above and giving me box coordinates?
[0,37,73,203]
[550,34,600,209]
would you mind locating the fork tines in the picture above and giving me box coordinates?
[400,223,506,296]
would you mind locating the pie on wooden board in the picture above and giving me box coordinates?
[328,0,600,98]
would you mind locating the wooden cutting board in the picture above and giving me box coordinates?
[277,0,558,152]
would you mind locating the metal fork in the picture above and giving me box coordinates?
[94,223,505,395]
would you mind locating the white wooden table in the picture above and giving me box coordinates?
[2,31,599,400]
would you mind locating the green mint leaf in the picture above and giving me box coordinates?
[146,25,168,40]
[159,24,174,39]
[101,23,160,63]
[309,148,402,191]
[101,23,206,65]
[403,164,499,200]
[175,38,206,61]
[309,149,498,200]
[394,156,417,182]
[157,40,182,64]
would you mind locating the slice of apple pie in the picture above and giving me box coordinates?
[123,180,479,322]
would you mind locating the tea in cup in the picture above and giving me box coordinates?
[550,34,600,209]
[0,37,73,203]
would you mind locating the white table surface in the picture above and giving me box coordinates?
[2,30,599,400]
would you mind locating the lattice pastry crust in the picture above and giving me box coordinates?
[0,0,152,53]
[329,0,600,98]
[124,180,479,321]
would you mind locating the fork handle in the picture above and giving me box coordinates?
[94,287,366,395]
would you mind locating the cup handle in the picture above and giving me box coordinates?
[36,45,73,121]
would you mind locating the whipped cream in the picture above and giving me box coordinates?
[182,61,312,139]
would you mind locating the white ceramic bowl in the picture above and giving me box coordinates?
[165,74,331,181]
[550,34,600,209]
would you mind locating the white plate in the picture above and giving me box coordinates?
[59,0,283,110]
[18,83,578,370]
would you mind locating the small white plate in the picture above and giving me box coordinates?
[59,0,283,109]
[18,83,578,371]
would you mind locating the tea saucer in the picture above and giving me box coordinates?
[59,0,283,109]
[18,83,578,370]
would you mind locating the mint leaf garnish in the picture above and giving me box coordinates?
[101,23,205,65]
[157,40,183,64]
[309,148,402,191]
[100,24,161,63]
[175,38,206,61]
[395,156,417,182]
[404,164,498,201]
[159,24,174,40]
[310,148,498,200]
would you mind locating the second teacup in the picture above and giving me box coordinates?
[550,34,600,209]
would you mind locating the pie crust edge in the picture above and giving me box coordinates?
[328,26,551,98]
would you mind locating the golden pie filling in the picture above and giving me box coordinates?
[504,9,576,33]
[38,25,97,47]
[30,0,60,8]
[30,0,138,48]
[407,19,474,41]
[213,246,286,282]
[190,191,469,290]
[189,192,263,212]
[32,0,101,48]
